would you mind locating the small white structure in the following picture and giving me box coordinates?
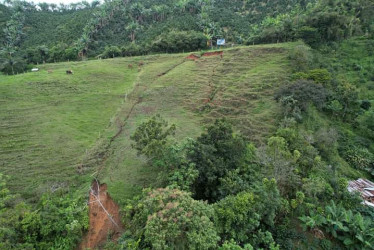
[217,39,226,46]
[31,68,39,72]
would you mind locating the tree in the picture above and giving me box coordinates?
[214,179,281,248]
[298,26,320,47]
[36,45,49,64]
[257,136,301,196]
[124,188,219,249]
[334,82,360,121]
[188,119,247,202]
[126,21,141,42]
[131,115,176,160]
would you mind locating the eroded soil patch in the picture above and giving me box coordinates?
[80,180,123,249]
[202,51,223,57]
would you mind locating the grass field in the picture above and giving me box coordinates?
[0,58,139,200]
[0,43,296,202]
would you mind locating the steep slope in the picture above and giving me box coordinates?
[0,43,293,202]
[0,59,138,200]
[84,44,295,202]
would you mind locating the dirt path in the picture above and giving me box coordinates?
[80,180,123,249]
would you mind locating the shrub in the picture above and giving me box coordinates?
[289,45,314,72]
[292,69,332,85]
[121,43,145,57]
[275,80,329,112]
[343,146,374,173]
[101,45,121,58]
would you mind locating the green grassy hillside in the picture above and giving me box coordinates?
[0,43,294,201]
[1,38,374,249]
[0,58,137,200]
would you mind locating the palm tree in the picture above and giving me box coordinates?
[78,33,91,59]
[126,21,141,42]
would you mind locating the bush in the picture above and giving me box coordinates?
[100,45,121,58]
[289,45,314,72]
[343,146,374,173]
[121,43,145,57]
[292,69,332,85]
[275,80,330,112]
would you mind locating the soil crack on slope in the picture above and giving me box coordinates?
[157,60,186,77]
[80,179,123,249]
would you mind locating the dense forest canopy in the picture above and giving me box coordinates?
[0,0,374,249]
[1,0,373,74]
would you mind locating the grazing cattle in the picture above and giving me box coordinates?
[31,68,39,72]
[128,64,133,69]
[47,70,53,74]
[66,70,73,74]
[138,61,144,67]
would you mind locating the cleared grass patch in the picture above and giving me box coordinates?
[0,58,138,200]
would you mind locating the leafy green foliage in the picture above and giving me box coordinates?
[188,119,247,202]
[162,141,199,192]
[0,173,88,249]
[300,201,374,249]
[131,115,176,160]
[257,136,301,196]
[214,179,281,248]
[124,188,219,249]
[275,80,330,112]
[150,30,207,53]
[292,68,332,85]
[100,45,121,58]
[343,146,374,174]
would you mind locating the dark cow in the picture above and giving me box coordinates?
[66,70,73,74]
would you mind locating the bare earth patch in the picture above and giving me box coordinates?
[80,181,123,249]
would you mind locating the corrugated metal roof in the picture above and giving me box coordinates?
[348,179,374,207]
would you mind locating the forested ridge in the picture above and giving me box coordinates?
[0,0,374,249]
[1,0,373,74]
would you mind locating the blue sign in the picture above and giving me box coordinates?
[217,39,225,46]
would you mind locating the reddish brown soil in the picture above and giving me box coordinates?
[186,54,200,60]
[202,51,223,57]
[80,181,123,249]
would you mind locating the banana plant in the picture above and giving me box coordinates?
[299,211,326,231]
